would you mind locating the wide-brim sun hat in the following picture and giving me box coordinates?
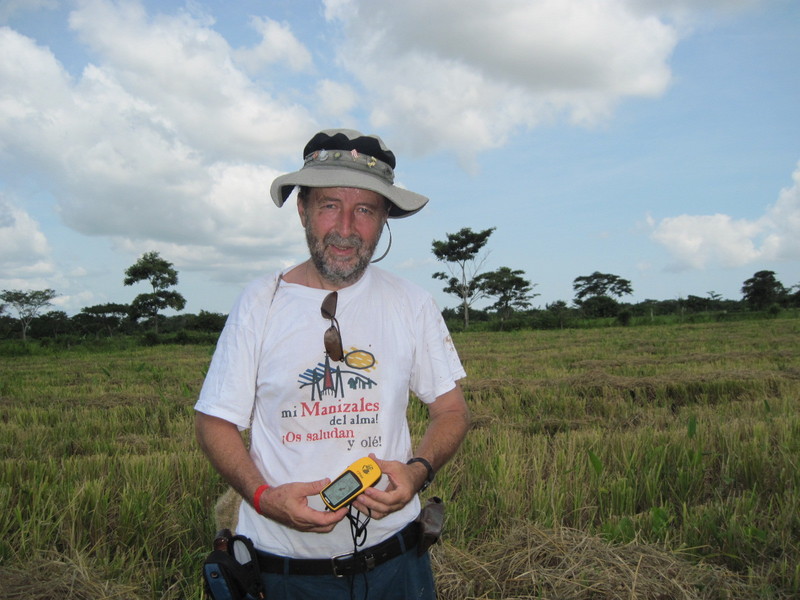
[270,128,429,218]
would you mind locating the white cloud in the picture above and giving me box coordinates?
[67,0,315,160]
[52,290,95,311]
[100,161,307,284]
[0,195,103,307]
[0,195,54,283]
[650,213,763,270]
[315,79,358,118]
[395,256,436,271]
[650,161,800,270]
[234,16,313,73]
[323,0,678,160]
[0,0,57,23]
[625,0,766,21]
[0,1,316,286]
[760,161,800,261]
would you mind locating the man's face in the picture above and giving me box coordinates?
[299,187,388,288]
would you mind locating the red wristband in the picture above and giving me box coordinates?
[253,484,269,515]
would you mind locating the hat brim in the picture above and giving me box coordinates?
[270,165,428,219]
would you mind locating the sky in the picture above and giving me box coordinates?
[1,0,798,316]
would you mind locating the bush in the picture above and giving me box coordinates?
[616,310,633,326]
[141,331,160,346]
[0,341,34,357]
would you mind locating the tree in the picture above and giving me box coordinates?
[81,303,131,337]
[477,267,538,328]
[741,270,786,311]
[790,283,800,308]
[32,310,71,338]
[0,288,58,341]
[187,310,227,333]
[685,295,712,313]
[432,227,495,328]
[572,272,633,319]
[573,271,633,302]
[124,251,186,332]
[545,300,571,329]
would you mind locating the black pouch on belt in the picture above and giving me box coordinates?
[202,528,265,600]
[415,496,445,556]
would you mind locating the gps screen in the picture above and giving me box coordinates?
[322,470,362,507]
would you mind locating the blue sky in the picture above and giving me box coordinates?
[1,0,798,316]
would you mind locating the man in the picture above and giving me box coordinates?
[195,129,470,599]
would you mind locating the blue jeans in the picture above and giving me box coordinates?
[259,549,436,599]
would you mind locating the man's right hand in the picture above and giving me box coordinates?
[257,479,348,533]
[194,413,348,533]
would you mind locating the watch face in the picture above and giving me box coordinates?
[322,470,362,507]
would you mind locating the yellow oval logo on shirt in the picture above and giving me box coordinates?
[345,350,375,370]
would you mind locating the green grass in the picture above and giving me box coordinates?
[1,318,799,598]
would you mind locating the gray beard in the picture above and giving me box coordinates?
[305,226,381,287]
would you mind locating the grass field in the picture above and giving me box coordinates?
[1,317,798,599]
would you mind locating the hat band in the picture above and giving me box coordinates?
[302,149,395,184]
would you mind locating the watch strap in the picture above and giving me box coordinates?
[407,457,434,492]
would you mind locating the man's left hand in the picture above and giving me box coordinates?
[351,454,421,519]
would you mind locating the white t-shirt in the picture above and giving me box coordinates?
[195,265,466,558]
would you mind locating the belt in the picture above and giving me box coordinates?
[256,521,419,577]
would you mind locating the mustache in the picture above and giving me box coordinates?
[324,232,364,249]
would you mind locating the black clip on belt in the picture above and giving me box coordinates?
[257,521,419,577]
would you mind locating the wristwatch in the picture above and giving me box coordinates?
[407,457,434,492]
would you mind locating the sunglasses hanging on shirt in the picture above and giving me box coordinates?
[320,291,344,362]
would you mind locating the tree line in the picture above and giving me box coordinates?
[0,251,220,345]
[2,232,799,343]
[430,227,799,329]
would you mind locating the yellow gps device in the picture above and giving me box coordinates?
[320,457,382,511]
